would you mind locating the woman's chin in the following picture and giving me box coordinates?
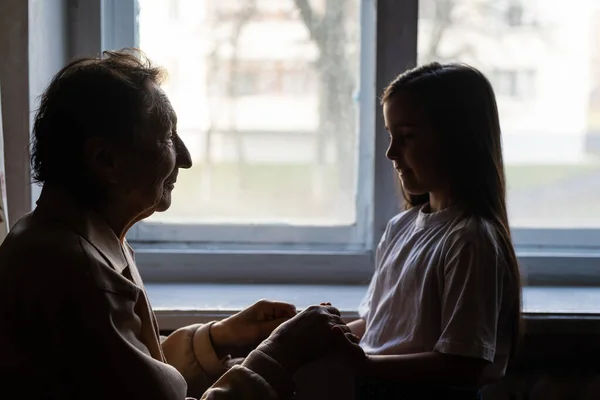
[153,193,173,213]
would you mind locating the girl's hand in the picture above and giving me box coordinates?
[330,318,366,371]
[321,302,366,366]
[256,304,364,374]
[210,299,297,358]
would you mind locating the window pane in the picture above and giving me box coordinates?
[137,0,360,226]
[418,0,600,228]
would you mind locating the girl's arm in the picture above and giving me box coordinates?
[361,352,489,388]
[357,235,506,389]
[347,318,366,339]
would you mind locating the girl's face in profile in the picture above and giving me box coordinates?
[383,91,451,203]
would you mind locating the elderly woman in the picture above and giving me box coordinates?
[0,50,362,399]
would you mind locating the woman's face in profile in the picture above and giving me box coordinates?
[116,85,192,217]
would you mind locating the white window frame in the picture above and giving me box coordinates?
[13,0,600,285]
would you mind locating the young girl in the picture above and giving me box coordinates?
[348,62,522,399]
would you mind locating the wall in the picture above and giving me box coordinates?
[0,0,69,223]
[28,0,69,206]
[0,0,31,225]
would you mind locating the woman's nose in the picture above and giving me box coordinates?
[175,135,193,169]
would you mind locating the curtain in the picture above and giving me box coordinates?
[0,82,8,244]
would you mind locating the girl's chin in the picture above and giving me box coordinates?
[401,181,427,196]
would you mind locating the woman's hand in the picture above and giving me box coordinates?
[210,299,297,358]
[256,304,366,374]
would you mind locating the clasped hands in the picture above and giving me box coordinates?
[209,300,365,374]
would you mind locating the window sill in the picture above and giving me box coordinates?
[147,284,600,334]
[135,248,600,285]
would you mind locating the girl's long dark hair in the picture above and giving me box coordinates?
[382,62,523,357]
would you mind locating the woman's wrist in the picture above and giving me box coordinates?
[255,339,301,375]
[243,349,297,398]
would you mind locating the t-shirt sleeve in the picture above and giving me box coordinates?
[358,217,395,320]
[433,233,504,363]
[357,271,377,320]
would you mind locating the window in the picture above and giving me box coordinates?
[505,1,524,27]
[492,70,519,97]
[227,62,316,97]
[96,0,381,282]
[208,0,293,22]
[132,0,368,248]
[168,1,180,20]
[491,69,536,99]
[418,0,436,20]
[419,0,600,248]
[504,0,539,28]
[38,0,600,284]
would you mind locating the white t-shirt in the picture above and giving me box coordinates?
[358,204,515,381]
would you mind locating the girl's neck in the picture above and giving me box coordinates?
[428,191,454,212]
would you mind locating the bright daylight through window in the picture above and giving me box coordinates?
[419,0,600,230]
[137,0,362,228]
[134,0,600,253]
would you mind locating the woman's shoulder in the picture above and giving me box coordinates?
[0,212,95,282]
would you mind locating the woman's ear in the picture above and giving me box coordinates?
[83,136,119,184]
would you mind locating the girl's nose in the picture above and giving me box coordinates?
[386,139,402,161]
[386,147,394,161]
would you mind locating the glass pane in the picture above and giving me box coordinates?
[418,0,600,228]
[137,0,360,225]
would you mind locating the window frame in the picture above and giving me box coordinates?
[13,0,600,285]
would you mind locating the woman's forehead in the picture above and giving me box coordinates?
[149,85,177,129]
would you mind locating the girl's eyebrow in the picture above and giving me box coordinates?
[390,122,418,130]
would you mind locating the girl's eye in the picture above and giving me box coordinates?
[402,131,417,139]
